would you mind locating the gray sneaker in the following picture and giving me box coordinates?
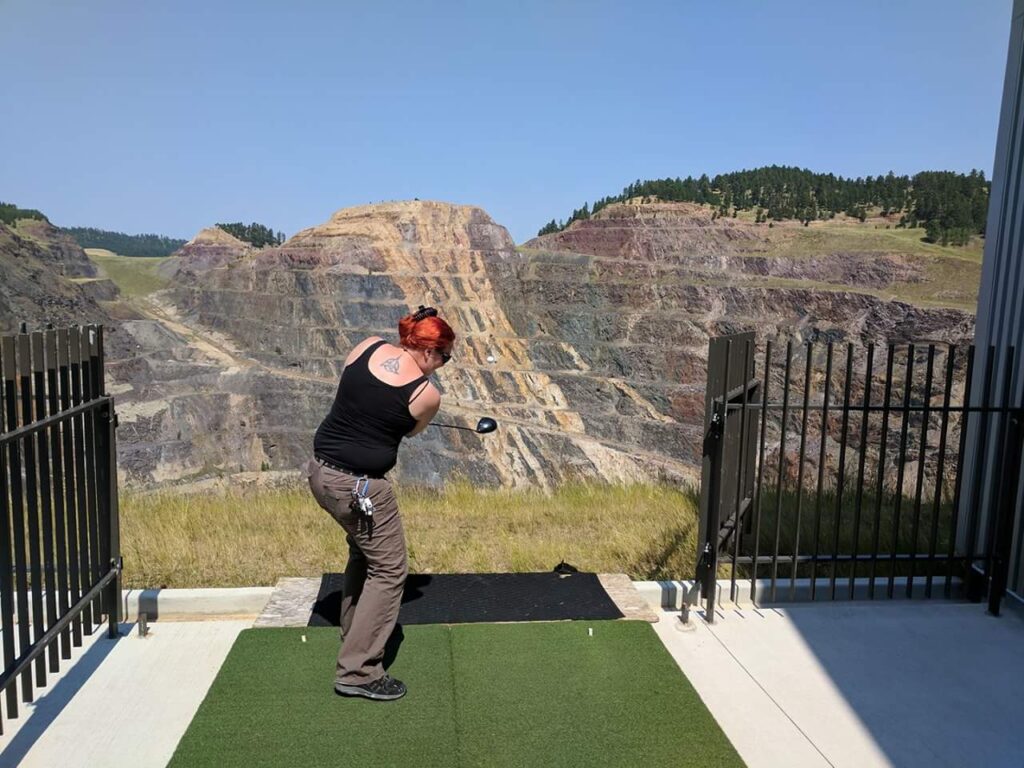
[335,674,407,701]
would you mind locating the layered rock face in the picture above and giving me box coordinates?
[0,219,118,336]
[159,227,252,278]
[0,200,976,488]
[141,200,973,489]
[523,201,944,299]
[159,202,678,487]
[519,202,975,489]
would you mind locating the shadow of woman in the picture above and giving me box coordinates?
[382,622,405,671]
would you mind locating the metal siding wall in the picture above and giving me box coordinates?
[969,0,1024,598]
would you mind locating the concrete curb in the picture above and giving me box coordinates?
[120,577,659,624]
[632,580,697,611]
[30,576,983,624]
[632,577,968,613]
[121,587,274,621]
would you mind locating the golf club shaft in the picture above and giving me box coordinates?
[431,422,476,431]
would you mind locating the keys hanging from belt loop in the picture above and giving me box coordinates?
[351,476,375,518]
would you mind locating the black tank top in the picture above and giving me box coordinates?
[313,340,428,476]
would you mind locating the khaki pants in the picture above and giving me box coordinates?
[305,458,408,685]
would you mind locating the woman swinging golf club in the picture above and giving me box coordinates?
[305,305,454,701]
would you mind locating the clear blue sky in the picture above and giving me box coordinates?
[0,0,1013,243]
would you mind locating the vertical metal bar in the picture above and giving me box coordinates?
[887,344,915,599]
[984,348,1016,587]
[31,332,59,672]
[811,343,834,600]
[946,346,976,598]
[770,341,792,602]
[0,345,4,736]
[830,344,854,600]
[83,328,102,622]
[749,341,772,604]
[849,343,875,599]
[906,345,935,598]
[964,346,996,599]
[102,338,121,638]
[58,329,83,646]
[92,327,119,637]
[988,397,1022,616]
[0,337,19,716]
[69,327,94,632]
[17,333,47,689]
[6,336,33,702]
[705,340,732,623]
[729,339,752,604]
[869,345,896,598]
[926,347,956,599]
[44,329,72,658]
[790,342,813,600]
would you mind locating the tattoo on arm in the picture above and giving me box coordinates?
[381,356,401,374]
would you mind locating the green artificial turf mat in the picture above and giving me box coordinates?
[450,621,741,767]
[168,622,743,768]
[168,626,459,768]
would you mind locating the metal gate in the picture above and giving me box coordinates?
[0,324,122,730]
[693,333,1023,622]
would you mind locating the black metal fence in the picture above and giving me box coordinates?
[694,332,1023,623]
[0,324,121,731]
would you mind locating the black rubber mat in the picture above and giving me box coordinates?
[308,572,624,626]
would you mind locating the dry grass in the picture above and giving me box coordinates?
[120,481,701,588]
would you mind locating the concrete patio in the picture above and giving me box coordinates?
[0,588,1021,767]
[652,598,1024,768]
[0,620,249,768]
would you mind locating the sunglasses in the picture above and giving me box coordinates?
[437,349,452,365]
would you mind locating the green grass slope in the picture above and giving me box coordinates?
[85,248,168,297]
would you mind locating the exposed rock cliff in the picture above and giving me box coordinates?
[0,218,118,335]
[152,202,676,487]
[521,201,977,490]
[158,226,252,279]
[522,201,965,304]
[4,199,975,488]
[137,200,974,489]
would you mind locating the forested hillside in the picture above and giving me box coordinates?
[215,222,284,248]
[64,221,284,255]
[0,202,48,226]
[538,166,990,247]
[63,227,186,257]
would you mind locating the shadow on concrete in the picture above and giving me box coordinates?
[135,589,162,621]
[0,623,132,768]
[725,600,1024,767]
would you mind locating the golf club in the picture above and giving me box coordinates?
[430,417,498,434]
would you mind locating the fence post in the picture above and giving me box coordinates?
[988,408,1023,616]
[702,403,725,623]
[104,398,121,638]
[91,327,121,638]
[701,338,732,624]
[965,347,997,602]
